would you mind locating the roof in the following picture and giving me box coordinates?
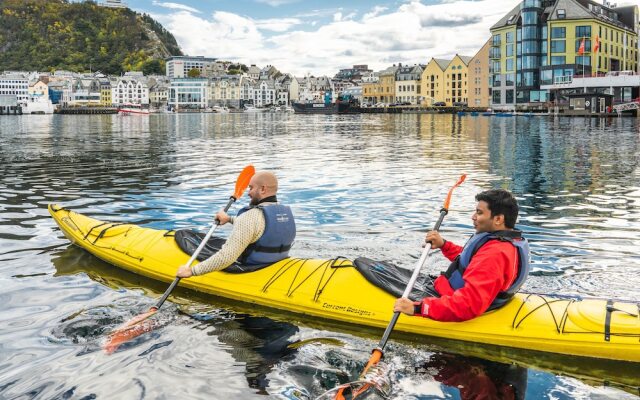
[434,59,451,70]
[458,56,473,65]
[491,3,522,30]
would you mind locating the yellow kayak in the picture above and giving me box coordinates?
[48,204,640,362]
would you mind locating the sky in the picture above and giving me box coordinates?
[123,0,519,76]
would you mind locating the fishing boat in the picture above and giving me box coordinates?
[48,204,640,363]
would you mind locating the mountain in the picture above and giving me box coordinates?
[0,0,183,75]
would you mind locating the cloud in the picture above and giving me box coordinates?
[255,0,300,6]
[152,1,201,14]
[254,18,303,32]
[158,0,514,76]
[362,6,388,20]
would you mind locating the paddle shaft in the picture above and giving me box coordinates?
[154,196,237,309]
[374,207,448,352]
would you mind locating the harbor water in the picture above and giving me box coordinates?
[1,113,639,399]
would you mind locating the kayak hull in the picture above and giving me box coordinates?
[48,204,640,362]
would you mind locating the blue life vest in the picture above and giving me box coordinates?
[443,230,530,310]
[236,203,296,266]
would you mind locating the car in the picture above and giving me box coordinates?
[453,102,468,107]
[433,102,446,107]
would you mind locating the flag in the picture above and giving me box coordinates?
[578,38,585,55]
[593,35,600,53]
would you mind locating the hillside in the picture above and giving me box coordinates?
[0,0,183,74]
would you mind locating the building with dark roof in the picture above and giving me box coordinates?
[489,0,638,110]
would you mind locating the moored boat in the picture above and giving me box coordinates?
[48,204,640,362]
[118,103,150,115]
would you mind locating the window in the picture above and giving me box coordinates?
[506,31,514,43]
[505,89,514,103]
[492,34,501,46]
[576,26,591,38]
[541,69,553,85]
[492,74,501,87]
[576,56,591,66]
[506,58,514,71]
[551,40,566,53]
[505,73,515,86]
[551,27,566,38]
[522,26,538,40]
[556,9,565,19]
[492,90,501,104]
[506,44,514,57]
[551,56,566,65]
[522,11,537,25]
[575,39,591,52]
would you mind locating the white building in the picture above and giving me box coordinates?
[112,78,149,106]
[166,56,217,78]
[169,78,208,109]
[395,65,424,105]
[248,80,277,107]
[0,74,29,105]
[210,75,244,108]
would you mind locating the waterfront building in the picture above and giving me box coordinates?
[361,72,380,105]
[444,55,472,106]
[149,82,169,108]
[111,78,149,106]
[47,80,66,104]
[169,78,208,109]
[69,78,101,107]
[468,39,492,108]
[286,75,300,103]
[490,0,638,111]
[28,79,49,100]
[298,75,334,102]
[99,78,111,106]
[395,64,424,105]
[210,75,243,108]
[378,65,399,104]
[421,58,450,105]
[0,73,29,105]
[166,56,217,78]
[276,74,298,104]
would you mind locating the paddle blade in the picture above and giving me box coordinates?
[360,349,383,378]
[104,319,158,354]
[233,165,255,200]
[102,306,158,353]
[443,174,466,210]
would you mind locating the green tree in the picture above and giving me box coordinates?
[187,68,201,77]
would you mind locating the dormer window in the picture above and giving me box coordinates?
[507,15,516,24]
[556,9,565,18]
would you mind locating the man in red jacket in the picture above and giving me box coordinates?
[394,189,529,322]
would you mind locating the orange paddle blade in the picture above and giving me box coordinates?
[102,306,158,353]
[104,319,158,354]
[443,174,466,210]
[233,165,255,200]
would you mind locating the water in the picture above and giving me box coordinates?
[1,113,639,399]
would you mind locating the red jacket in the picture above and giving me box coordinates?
[416,239,519,322]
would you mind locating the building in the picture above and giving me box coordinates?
[361,72,380,105]
[490,0,639,110]
[378,65,399,104]
[149,82,169,108]
[334,65,372,82]
[210,75,243,108]
[421,59,450,105]
[0,73,29,105]
[247,65,261,80]
[169,78,208,109]
[69,78,101,107]
[468,39,492,108]
[111,78,149,106]
[28,79,49,100]
[166,56,217,78]
[99,78,111,106]
[444,55,472,106]
[395,64,423,104]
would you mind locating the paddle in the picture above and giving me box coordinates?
[103,165,255,354]
[334,174,466,399]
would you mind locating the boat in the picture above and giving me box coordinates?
[118,103,150,115]
[48,204,640,363]
[292,94,359,115]
[243,105,268,113]
[22,96,55,114]
[211,106,230,113]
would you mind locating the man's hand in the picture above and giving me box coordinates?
[425,230,445,249]
[176,265,193,278]
[393,298,415,316]
[215,210,231,225]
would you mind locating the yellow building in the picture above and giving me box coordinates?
[28,80,49,100]
[490,0,638,109]
[444,55,472,106]
[378,65,399,104]
[420,58,449,105]
[468,39,492,108]
[99,79,111,106]
[362,77,381,105]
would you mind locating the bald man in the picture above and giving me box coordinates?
[176,171,296,278]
